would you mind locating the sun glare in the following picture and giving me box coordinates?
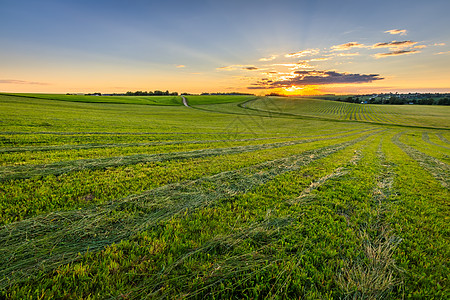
[285,85,303,93]
[281,85,321,95]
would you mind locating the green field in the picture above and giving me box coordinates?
[3,93,183,106]
[0,94,449,299]
[246,97,450,128]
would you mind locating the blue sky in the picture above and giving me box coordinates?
[1,0,449,94]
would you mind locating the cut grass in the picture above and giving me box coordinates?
[1,94,449,298]
[1,93,183,106]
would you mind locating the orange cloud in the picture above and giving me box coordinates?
[374,50,420,58]
[176,65,186,68]
[384,29,407,36]
[217,64,260,71]
[273,62,313,68]
[248,70,383,89]
[331,42,365,51]
[372,40,417,49]
[337,52,360,57]
[259,55,278,61]
[309,57,332,62]
[285,48,320,58]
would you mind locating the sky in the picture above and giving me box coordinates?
[1,0,450,95]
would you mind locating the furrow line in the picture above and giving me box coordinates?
[422,132,450,150]
[0,129,380,182]
[392,132,449,188]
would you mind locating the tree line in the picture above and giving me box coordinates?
[335,96,450,105]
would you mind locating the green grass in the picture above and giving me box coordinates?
[1,93,183,106]
[185,95,256,105]
[0,94,449,299]
[246,97,450,129]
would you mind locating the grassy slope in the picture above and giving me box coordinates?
[1,93,183,106]
[246,97,450,129]
[184,95,256,105]
[0,94,449,299]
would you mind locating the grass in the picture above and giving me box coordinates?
[1,93,183,106]
[246,97,450,129]
[0,93,449,299]
[184,95,256,105]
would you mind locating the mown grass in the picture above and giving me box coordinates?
[1,93,183,106]
[185,95,256,105]
[246,97,450,129]
[0,94,449,299]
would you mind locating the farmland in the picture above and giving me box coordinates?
[0,93,449,299]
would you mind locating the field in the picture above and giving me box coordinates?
[0,93,449,299]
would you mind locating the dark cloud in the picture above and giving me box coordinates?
[372,40,416,48]
[247,70,383,89]
[374,49,420,58]
[0,79,49,85]
[243,66,259,70]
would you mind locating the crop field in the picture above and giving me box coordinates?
[0,94,449,299]
[246,97,450,129]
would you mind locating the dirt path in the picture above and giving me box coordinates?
[181,96,190,108]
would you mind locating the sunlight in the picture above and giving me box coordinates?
[281,85,321,95]
[285,85,303,92]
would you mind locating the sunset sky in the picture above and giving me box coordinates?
[1,0,449,95]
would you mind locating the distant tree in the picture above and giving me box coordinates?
[436,97,450,105]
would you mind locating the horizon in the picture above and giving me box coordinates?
[1,0,449,95]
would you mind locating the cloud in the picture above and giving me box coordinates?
[217,65,236,71]
[259,55,278,62]
[413,45,427,49]
[273,62,313,68]
[434,43,446,46]
[243,66,259,70]
[374,50,420,58]
[285,48,320,58]
[0,79,49,85]
[337,52,360,57]
[384,29,407,36]
[331,42,365,51]
[247,70,383,89]
[435,51,450,55]
[176,65,185,68]
[217,64,260,71]
[309,57,332,62]
[372,40,417,49]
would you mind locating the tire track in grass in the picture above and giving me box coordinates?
[405,132,450,163]
[436,133,449,144]
[422,132,450,150]
[392,132,449,188]
[0,129,380,182]
[0,132,378,289]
